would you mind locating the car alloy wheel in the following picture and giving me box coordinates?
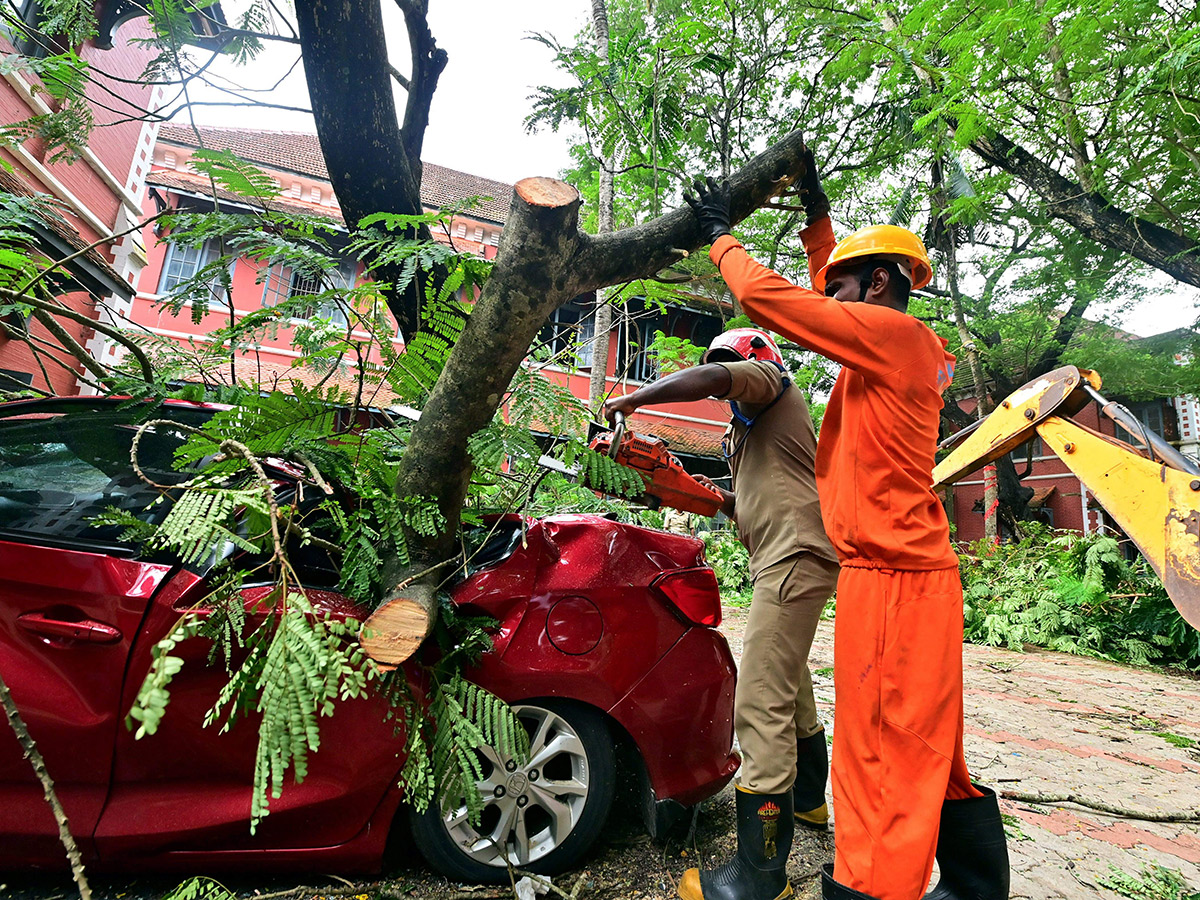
[410,700,616,882]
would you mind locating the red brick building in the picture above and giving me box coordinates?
[0,3,217,394]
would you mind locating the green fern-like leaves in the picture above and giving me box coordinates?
[162,877,239,900]
[176,387,345,466]
[574,445,646,497]
[401,673,530,823]
[960,526,1200,668]
[153,487,264,566]
[127,618,206,739]
[1101,864,1198,900]
[189,149,281,202]
[204,592,376,832]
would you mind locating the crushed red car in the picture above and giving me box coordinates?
[0,398,739,880]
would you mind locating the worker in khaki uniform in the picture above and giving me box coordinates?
[683,157,1009,900]
[604,328,839,900]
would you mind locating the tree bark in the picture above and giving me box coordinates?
[293,0,442,337]
[942,229,996,541]
[1037,0,1094,192]
[969,131,1200,287]
[587,0,615,413]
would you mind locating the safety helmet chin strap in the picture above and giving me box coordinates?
[856,271,872,304]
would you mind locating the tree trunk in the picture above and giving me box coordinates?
[969,130,1200,287]
[373,131,814,664]
[1037,0,1094,192]
[293,0,444,337]
[360,582,438,668]
[943,232,996,542]
[587,0,615,413]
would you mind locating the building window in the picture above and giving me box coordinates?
[630,318,659,382]
[157,239,231,306]
[486,231,500,247]
[1115,400,1168,446]
[0,369,33,389]
[473,226,484,243]
[617,310,661,383]
[690,315,723,353]
[163,151,177,169]
[310,187,322,204]
[260,258,357,327]
[454,222,467,239]
[1,0,48,57]
[539,300,594,369]
[1009,434,1044,463]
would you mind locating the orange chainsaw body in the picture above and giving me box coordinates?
[589,428,724,516]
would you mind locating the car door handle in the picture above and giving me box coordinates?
[17,612,122,644]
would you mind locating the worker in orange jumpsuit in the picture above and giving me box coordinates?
[682,154,1009,900]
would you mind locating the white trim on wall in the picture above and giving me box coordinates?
[6,142,114,237]
[3,69,144,222]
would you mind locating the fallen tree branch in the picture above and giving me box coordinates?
[0,666,91,900]
[1001,789,1200,823]
[969,130,1200,287]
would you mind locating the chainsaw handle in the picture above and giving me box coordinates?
[608,411,626,459]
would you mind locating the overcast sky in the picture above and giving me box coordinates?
[184,2,1197,337]
[188,1,585,184]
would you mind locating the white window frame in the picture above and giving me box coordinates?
[260,258,358,327]
[542,301,595,370]
[157,238,234,308]
[1,0,47,57]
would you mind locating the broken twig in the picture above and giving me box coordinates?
[1001,790,1200,823]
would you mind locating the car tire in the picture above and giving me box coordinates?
[409,700,616,883]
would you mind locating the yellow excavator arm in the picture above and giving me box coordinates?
[934,366,1200,630]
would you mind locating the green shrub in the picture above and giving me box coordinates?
[702,527,754,606]
[959,525,1200,670]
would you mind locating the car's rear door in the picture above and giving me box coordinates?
[0,407,190,866]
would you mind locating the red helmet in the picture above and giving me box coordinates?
[702,328,784,366]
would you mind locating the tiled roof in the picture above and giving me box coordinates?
[148,169,345,223]
[0,168,126,287]
[629,420,723,459]
[157,124,513,223]
[179,356,403,408]
[146,169,492,255]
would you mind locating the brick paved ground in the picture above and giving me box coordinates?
[722,608,1200,899]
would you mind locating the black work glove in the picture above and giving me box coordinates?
[799,147,830,226]
[684,176,732,245]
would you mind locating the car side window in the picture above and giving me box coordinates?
[0,411,192,550]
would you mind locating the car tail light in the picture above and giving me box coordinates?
[651,567,722,627]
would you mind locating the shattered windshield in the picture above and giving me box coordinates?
[0,407,202,550]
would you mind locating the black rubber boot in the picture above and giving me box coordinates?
[677,786,794,900]
[793,729,830,831]
[925,785,1010,900]
[821,864,880,900]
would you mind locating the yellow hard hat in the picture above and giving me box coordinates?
[813,224,933,293]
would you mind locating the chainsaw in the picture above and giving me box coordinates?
[587,412,725,516]
[389,402,724,517]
